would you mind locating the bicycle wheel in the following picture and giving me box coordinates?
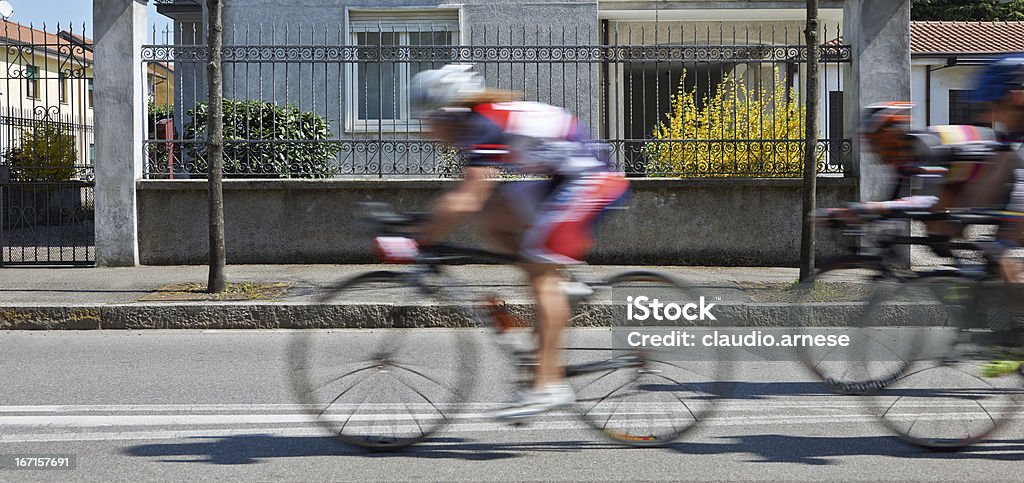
[566,271,731,446]
[289,271,479,450]
[862,277,1024,449]
[790,258,920,394]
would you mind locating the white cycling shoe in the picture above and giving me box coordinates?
[490,383,576,422]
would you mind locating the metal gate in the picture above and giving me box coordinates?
[0,22,94,266]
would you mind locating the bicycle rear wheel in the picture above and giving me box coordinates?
[567,271,731,446]
[862,277,1024,449]
[289,271,478,450]
[791,259,920,394]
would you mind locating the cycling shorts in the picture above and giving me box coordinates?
[497,172,630,265]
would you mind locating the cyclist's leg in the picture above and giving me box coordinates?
[516,173,629,388]
[521,261,570,389]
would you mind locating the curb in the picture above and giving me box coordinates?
[0,301,949,330]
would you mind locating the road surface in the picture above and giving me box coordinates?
[0,330,1022,481]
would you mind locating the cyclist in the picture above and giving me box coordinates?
[964,55,1024,377]
[376,64,629,420]
[844,59,1024,377]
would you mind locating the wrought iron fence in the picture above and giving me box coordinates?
[142,22,851,179]
[0,22,94,266]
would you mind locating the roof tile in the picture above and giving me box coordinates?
[911,21,1024,55]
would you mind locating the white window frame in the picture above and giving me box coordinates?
[344,9,461,133]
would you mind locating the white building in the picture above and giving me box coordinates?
[910,21,1024,129]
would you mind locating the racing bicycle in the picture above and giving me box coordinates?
[288,203,731,450]
[796,208,1024,449]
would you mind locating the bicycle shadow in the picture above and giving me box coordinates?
[123,432,1024,466]
[123,434,615,465]
[663,434,1024,465]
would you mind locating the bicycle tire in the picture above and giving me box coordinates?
[791,258,920,395]
[288,270,479,451]
[566,270,731,447]
[860,275,1024,449]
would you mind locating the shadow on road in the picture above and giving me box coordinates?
[123,432,1024,466]
[124,435,615,464]
[664,434,1024,465]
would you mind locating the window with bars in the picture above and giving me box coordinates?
[346,11,459,131]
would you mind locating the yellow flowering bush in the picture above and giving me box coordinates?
[642,68,808,177]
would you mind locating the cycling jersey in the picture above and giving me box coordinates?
[450,101,627,264]
[458,101,610,177]
[857,125,1008,213]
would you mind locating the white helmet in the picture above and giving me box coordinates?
[410,64,485,118]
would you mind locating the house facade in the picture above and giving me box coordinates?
[0,21,95,171]
[151,0,886,178]
[909,21,1024,129]
[83,1,911,267]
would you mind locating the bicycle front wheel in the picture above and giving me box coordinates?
[289,271,478,451]
[791,259,920,394]
[567,271,731,446]
[862,277,1024,449]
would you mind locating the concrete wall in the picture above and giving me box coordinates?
[137,178,857,266]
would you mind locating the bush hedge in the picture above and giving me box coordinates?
[642,68,810,178]
[184,99,340,178]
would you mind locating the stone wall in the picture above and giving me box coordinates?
[137,178,857,266]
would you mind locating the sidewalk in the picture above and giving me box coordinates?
[0,264,872,329]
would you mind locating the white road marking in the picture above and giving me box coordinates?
[0,399,1017,445]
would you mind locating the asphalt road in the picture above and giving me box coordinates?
[1,330,1022,482]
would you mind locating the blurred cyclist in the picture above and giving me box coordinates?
[376,64,629,420]
[820,57,1024,377]
[965,55,1024,377]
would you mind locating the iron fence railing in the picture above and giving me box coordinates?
[0,22,95,265]
[142,22,851,179]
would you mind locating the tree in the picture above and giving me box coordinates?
[912,0,1024,21]
[207,0,227,293]
[800,0,820,282]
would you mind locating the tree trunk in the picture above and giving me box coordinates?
[206,0,227,293]
[800,0,820,281]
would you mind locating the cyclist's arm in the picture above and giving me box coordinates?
[418,165,500,247]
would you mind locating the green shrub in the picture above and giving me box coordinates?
[149,102,174,128]
[184,99,341,178]
[642,68,811,178]
[1,122,77,182]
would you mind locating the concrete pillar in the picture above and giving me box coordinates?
[843,0,911,202]
[93,0,147,266]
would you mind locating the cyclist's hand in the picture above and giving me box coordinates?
[374,236,420,264]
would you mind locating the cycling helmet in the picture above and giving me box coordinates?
[409,64,486,118]
[860,101,913,135]
[973,55,1024,104]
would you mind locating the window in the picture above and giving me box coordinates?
[949,90,988,126]
[347,11,458,130]
[87,78,93,108]
[828,91,845,166]
[25,65,39,99]
[59,75,67,104]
